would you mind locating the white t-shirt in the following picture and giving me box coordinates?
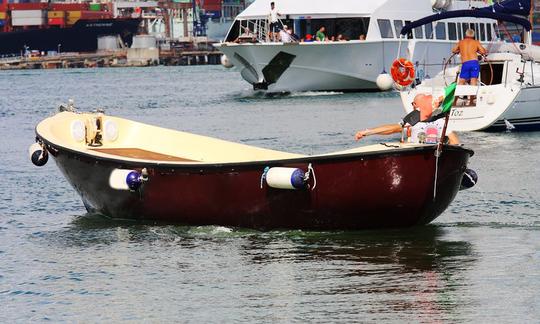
[269,8,279,23]
[279,30,291,42]
[409,118,445,144]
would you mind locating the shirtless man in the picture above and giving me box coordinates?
[452,29,487,104]
[452,29,487,86]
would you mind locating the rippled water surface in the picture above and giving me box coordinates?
[1,66,539,322]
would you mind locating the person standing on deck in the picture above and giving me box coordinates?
[452,29,487,104]
[316,26,326,41]
[268,2,282,42]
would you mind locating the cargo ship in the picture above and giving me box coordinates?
[0,1,141,55]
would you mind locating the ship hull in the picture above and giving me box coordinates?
[0,18,141,55]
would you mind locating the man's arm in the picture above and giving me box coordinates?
[355,124,402,141]
[477,41,487,55]
[451,42,460,54]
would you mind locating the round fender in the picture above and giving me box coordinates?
[460,168,478,190]
[29,142,48,167]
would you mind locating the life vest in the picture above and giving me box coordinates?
[390,58,415,87]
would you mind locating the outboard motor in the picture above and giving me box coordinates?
[460,168,478,190]
[29,142,48,166]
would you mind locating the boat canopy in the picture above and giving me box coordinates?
[477,0,531,17]
[236,0,386,19]
[400,9,532,36]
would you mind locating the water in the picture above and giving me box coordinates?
[1,66,539,322]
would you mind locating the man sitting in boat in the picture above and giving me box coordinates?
[354,94,459,145]
[452,29,487,105]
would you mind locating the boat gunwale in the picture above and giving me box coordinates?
[36,128,474,170]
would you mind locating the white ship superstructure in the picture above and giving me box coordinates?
[215,0,503,92]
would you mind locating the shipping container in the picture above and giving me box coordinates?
[8,3,48,10]
[11,9,45,18]
[0,20,5,27]
[50,3,88,11]
[48,17,64,25]
[74,11,113,20]
[0,12,6,19]
[66,17,79,25]
[89,3,101,11]
[67,10,81,19]
[48,11,65,18]
[12,17,46,26]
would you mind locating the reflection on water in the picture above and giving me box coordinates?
[30,215,476,321]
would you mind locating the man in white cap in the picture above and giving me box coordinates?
[279,25,292,43]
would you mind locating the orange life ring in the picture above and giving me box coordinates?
[390,58,415,87]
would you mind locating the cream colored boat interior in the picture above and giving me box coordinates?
[37,112,420,164]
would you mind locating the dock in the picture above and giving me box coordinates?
[0,49,223,70]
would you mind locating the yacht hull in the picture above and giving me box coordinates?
[217,40,457,92]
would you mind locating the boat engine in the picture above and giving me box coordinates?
[460,168,478,190]
[29,142,48,166]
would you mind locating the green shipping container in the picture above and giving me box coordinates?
[172,0,191,3]
[89,3,101,11]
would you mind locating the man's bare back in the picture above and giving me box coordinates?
[452,38,486,62]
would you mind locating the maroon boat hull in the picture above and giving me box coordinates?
[41,140,472,230]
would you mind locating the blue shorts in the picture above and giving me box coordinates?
[460,60,480,80]
[270,22,281,33]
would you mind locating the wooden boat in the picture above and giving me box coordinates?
[31,110,475,230]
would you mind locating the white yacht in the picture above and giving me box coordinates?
[401,51,540,132]
[214,0,501,92]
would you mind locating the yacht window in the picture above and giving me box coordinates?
[425,22,433,39]
[457,23,463,39]
[448,22,457,40]
[486,23,492,41]
[394,20,404,39]
[479,23,486,41]
[435,22,446,40]
[414,26,424,39]
[226,20,241,42]
[378,19,394,38]
[300,18,370,41]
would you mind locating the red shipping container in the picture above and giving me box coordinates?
[204,4,221,11]
[79,11,113,19]
[50,3,89,11]
[8,3,48,10]
[48,17,64,25]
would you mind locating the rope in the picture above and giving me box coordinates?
[433,149,440,200]
[260,166,269,189]
[307,163,317,190]
[500,22,522,54]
